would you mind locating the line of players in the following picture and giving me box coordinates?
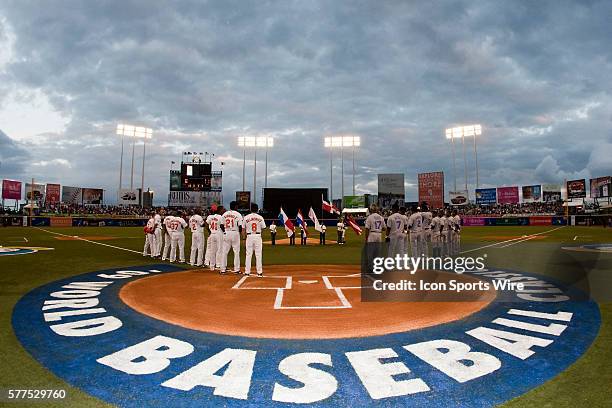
[143,201,266,277]
[365,203,462,257]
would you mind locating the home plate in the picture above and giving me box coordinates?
[298,280,318,284]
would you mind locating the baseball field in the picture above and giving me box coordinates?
[1,224,610,407]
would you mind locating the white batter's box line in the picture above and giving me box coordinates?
[273,287,352,310]
[231,275,292,290]
[322,274,374,290]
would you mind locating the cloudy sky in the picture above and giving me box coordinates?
[0,0,611,204]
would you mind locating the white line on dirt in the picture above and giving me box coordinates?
[497,235,540,248]
[460,226,565,254]
[34,227,143,254]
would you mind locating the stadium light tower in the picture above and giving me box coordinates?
[238,136,273,205]
[325,135,361,204]
[445,124,482,193]
[117,124,153,204]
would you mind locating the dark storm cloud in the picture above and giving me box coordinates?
[0,129,30,176]
[0,0,611,202]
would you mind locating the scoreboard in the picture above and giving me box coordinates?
[181,162,212,191]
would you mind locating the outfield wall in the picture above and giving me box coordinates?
[0,215,568,228]
[6,215,612,228]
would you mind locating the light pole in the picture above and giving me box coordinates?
[445,124,482,196]
[117,124,153,204]
[117,126,125,193]
[324,135,360,206]
[238,136,273,205]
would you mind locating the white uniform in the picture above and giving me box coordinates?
[401,213,409,256]
[154,214,162,256]
[442,215,452,257]
[143,217,157,257]
[452,214,461,255]
[421,211,433,256]
[430,215,443,256]
[407,212,423,258]
[220,210,243,273]
[386,212,406,256]
[205,213,223,270]
[162,216,173,260]
[168,216,187,263]
[365,213,385,242]
[189,214,205,266]
[243,213,266,275]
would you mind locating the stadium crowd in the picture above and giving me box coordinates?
[456,202,564,216]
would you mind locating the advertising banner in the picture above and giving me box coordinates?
[378,173,405,208]
[211,172,223,192]
[462,216,486,226]
[521,185,541,202]
[62,186,83,204]
[449,190,469,206]
[475,188,497,205]
[236,191,251,210]
[529,216,553,226]
[590,176,611,198]
[170,170,181,191]
[497,186,520,204]
[82,188,103,205]
[542,184,561,202]
[417,172,444,209]
[25,183,46,204]
[343,195,366,208]
[118,189,140,205]
[168,191,222,208]
[2,179,22,200]
[566,179,586,199]
[45,183,61,204]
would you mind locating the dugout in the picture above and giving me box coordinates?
[263,188,328,218]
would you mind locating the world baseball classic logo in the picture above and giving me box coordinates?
[12,264,600,407]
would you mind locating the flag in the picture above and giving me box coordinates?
[295,209,308,235]
[308,207,322,232]
[278,207,295,237]
[322,195,340,215]
[346,214,363,235]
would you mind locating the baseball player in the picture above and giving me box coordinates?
[430,209,443,257]
[443,210,453,257]
[169,212,187,263]
[161,214,173,261]
[407,206,423,258]
[399,206,408,256]
[320,224,327,245]
[154,211,163,257]
[242,203,266,277]
[452,210,462,255]
[386,203,405,258]
[421,203,433,256]
[143,214,157,257]
[365,204,386,273]
[269,221,277,245]
[220,201,243,274]
[204,205,224,270]
[189,209,205,266]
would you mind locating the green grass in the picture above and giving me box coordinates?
[0,225,610,407]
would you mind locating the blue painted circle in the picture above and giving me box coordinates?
[581,244,612,252]
[12,264,600,407]
[0,247,37,256]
